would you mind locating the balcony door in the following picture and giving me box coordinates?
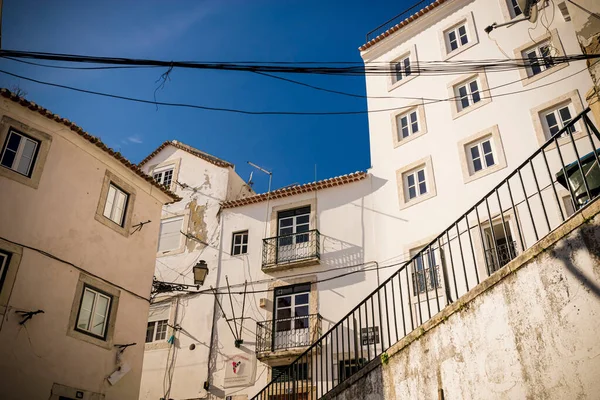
[273,283,311,350]
[277,206,310,263]
[484,221,517,274]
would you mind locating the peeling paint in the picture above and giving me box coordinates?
[186,198,208,252]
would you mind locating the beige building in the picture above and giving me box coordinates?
[0,88,180,400]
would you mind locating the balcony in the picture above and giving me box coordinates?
[255,314,322,363]
[262,230,320,272]
[485,241,519,274]
[411,265,441,294]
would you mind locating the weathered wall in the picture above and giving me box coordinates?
[328,199,600,400]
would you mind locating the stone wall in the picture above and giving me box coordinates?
[326,198,600,400]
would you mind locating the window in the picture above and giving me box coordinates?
[103,184,129,226]
[146,319,168,343]
[397,110,419,139]
[393,55,411,84]
[469,138,496,173]
[0,250,11,293]
[153,168,174,188]
[0,129,39,177]
[158,216,184,253]
[76,286,112,339]
[455,78,481,112]
[405,168,427,200]
[543,103,575,139]
[523,42,554,77]
[338,358,367,382]
[411,248,440,294]
[509,0,522,17]
[274,283,311,349]
[272,363,309,382]
[232,231,248,255]
[445,23,469,52]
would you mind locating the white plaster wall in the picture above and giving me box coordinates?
[0,100,168,400]
[360,0,597,272]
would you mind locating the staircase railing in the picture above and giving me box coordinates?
[252,108,600,399]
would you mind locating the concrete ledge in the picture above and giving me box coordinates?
[321,355,382,400]
[262,257,320,273]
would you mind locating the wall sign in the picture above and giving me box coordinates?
[361,327,380,345]
[224,353,257,388]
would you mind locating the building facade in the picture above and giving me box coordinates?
[0,89,179,399]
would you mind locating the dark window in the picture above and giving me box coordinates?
[0,250,12,294]
[272,363,309,382]
[232,231,249,255]
[338,358,366,382]
[0,129,40,177]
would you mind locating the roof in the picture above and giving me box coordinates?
[221,171,368,209]
[0,88,181,204]
[138,140,234,169]
[359,0,447,52]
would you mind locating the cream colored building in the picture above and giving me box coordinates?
[0,88,179,400]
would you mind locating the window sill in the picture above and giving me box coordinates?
[399,191,437,210]
[463,163,508,184]
[443,41,477,61]
[145,341,171,351]
[393,130,427,148]
[452,97,492,120]
[520,63,568,87]
[388,73,419,92]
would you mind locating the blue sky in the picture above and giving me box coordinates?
[0,0,410,193]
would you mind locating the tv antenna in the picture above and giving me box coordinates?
[247,161,273,237]
[485,0,539,33]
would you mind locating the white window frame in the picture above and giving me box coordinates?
[392,55,411,84]
[391,101,428,148]
[468,137,496,174]
[530,90,585,147]
[103,183,129,227]
[397,110,419,140]
[404,168,428,201]
[455,78,482,112]
[0,129,39,177]
[458,125,507,183]
[542,102,576,140]
[508,0,522,18]
[514,29,567,86]
[388,45,419,91]
[439,13,478,60]
[76,286,112,339]
[523,41,555,78]
[146,319,168,343]
[232,231,249,255]
[445,23,469,53]
[396,156,437,209]
[153,166,174,188]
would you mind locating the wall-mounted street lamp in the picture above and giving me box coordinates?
[193,260,209,286]
[151,259,209,299]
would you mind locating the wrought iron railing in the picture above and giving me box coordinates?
[262,230,320,269]
[256,314,323,354]
[411,265,441,294]
[485,241,519,274]
[365,0,430,43]
[252,109,600,399]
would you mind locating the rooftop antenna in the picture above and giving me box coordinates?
[485,0,539,33]
[247,171,254,189]
[247,161,273,237]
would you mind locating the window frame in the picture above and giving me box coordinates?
[148,158,180,192]
[468,137,496,174]
[103,183,129,227]
[146,319,169,343]
[523,41,554,78]
[514,29,567,86]
[391,101,428,148]
[530,90,585,147]
[157,215,185,255]
[542,102,576,139]
[448,72,492,119]
[0,116,52,189]
[438,12,479,60]
[0,129,40,177]
[74,284,113,340]
[457,125,508,183]
[396,156,437,210]
[0,239,22,322]
[0,250,11,296]
[388,44,419,91]
[231,230,249,256]
[95,170,137,237]
[153,166,174,188]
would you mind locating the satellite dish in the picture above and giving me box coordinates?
[516,0,539,22]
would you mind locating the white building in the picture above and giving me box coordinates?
[139,0,599,399]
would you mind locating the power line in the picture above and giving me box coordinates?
[0,61,593,116]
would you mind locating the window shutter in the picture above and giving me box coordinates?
[158,217,184,252]
[148,304,171,322]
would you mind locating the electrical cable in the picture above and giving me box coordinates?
[0,235,150,303]
[0,60,594,116]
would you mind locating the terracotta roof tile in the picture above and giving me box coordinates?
[0,88,181,204]
[359,0,447,52]
[221,171,368,209]
[138,140,233,169]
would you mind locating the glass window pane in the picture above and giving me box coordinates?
[17,139,37,175]
[1,148,16,169]
[146,323,155,343]
[400,116,408,128]
[91,295,110,336]
[408,187,417,199]
[103,186,116,219]
[404,57,411,76]
[545,113,558,129]
[279,218,293,227]
[559,107,572,124]
[277,308,292,319]
[6,132,21,152]
[419,182,427,194]
[241,244,247,253]
[485,153,495,167]
[411,120,419,133]
[234,235,242,244]
[295,293,309,305]
[77,289,95,331]
[473,158,483,171]
[482,140,492,154]
[402,126,410,138]
[410,112,417,123]
[296,215,309,224]
[417,169,425,182]
[407,174,415,186]
[277,297,291,308]
[470,146,480,159]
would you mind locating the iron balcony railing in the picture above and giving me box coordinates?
[365,0,430,43]
[252,110,600,399]
[256,314,323,354]
[485,241,519,274]
[411,265,441,294]
[262,230,320,269]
